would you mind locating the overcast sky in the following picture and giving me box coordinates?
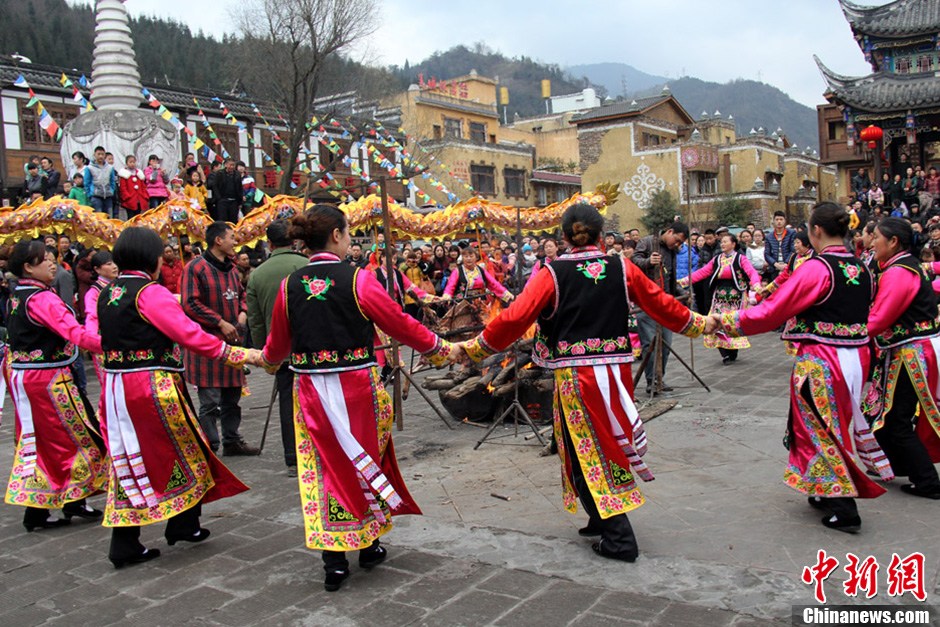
[77,0,887,108]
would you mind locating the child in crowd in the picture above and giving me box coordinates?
[66,174,88,205]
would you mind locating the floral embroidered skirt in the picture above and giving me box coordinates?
[865,338,940,461]
[100,369,248,527]
[553,363,652,519]
[294,366,420,552]
[784,345,890,499]
[5,366,109,509]
[704,284,750,350]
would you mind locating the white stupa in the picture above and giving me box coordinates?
[60,0,180,171]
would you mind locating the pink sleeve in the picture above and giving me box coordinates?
[443,269,459,297]
[737,259,831,336]
[28,290,101,353]
[483,268,508,298]
[931,262,940,276]
[933,278,940,295]
[740,256,762,287]
[689,257,716,284]
[84,289,100,336]
[868,267,921,337]
[138,283,226,360]
[262,281,291,365]
[357,270,442,354]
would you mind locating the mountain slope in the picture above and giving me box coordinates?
[566,62,668,97]
[635,77,819,150]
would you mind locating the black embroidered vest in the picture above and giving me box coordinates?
[707,252,750,297]
[781,253,871,346]
[874,254,940,348]
[455,264,486,298]
[374,267,406,308]
[98,275,183,371]
[533,251,633,368]
[7,283,77,369]
[286,261,375,372]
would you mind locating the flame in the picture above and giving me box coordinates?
[521,362,534,370]
[501,355,513,368]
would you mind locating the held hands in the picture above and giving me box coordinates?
[649,252,662,266]
[244,348,265,367]
[703,314,721,335]
[447,342,470,366]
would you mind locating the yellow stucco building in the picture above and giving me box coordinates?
[574,90,837,230]
[385,72,587,208]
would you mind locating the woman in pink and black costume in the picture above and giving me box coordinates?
[260,205,453,592]
[441,245,513,304]
[460,204,712,562]
[4,240,108,531]
[866,218,940,500]
[679,232,761,365]
[98,227,253,568]
[83,250,119,387]
[716,202,893,533]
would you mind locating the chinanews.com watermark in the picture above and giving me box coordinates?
[792,606,936,626]
[792,550,936,626]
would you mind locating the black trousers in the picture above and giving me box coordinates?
[23,499,87,525]
[109,504,202,559]
[874,367,940,490]
[214,198,240,223]
[323,540,381,572]
[825,497,858,519]
[560,420,638,557]
[276,365,296,467]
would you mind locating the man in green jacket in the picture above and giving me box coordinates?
[246,219,308,476]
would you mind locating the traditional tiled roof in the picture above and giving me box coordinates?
[814,55,940,112]
[840,0,940,38]
[0,55,400,127]
[571,95,692,125]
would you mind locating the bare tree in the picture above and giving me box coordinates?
[234,0,378,193]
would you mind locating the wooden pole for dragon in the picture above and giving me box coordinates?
[379,176,404,430]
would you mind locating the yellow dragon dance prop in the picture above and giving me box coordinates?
[0,184,618,249]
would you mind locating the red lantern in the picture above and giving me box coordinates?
[859,125,883,144]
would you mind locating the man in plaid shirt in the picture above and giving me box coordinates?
[181,221,259,456]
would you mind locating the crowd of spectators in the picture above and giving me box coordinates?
[19,151,262,224]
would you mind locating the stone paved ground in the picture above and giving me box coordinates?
[0,334,938,626]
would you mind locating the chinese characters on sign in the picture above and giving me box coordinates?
[801,550,926,604]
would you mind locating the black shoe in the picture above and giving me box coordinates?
[659,383,674,392]
[324,568,350,592]
[821,514,861,534]
[729,353,737,362]
[591,540,637,563]
[359,544,387,570]
[722,356,732,366]
[63,502,103,521]
[23,516,71,532]
[644,386,658,397]
[223,440,260,456]
[110,548,161,569]
[286,465,298,478]
[166,528,211,546]
[578,525,602,537]
[900,484,940,500]
[807,496,830,511]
